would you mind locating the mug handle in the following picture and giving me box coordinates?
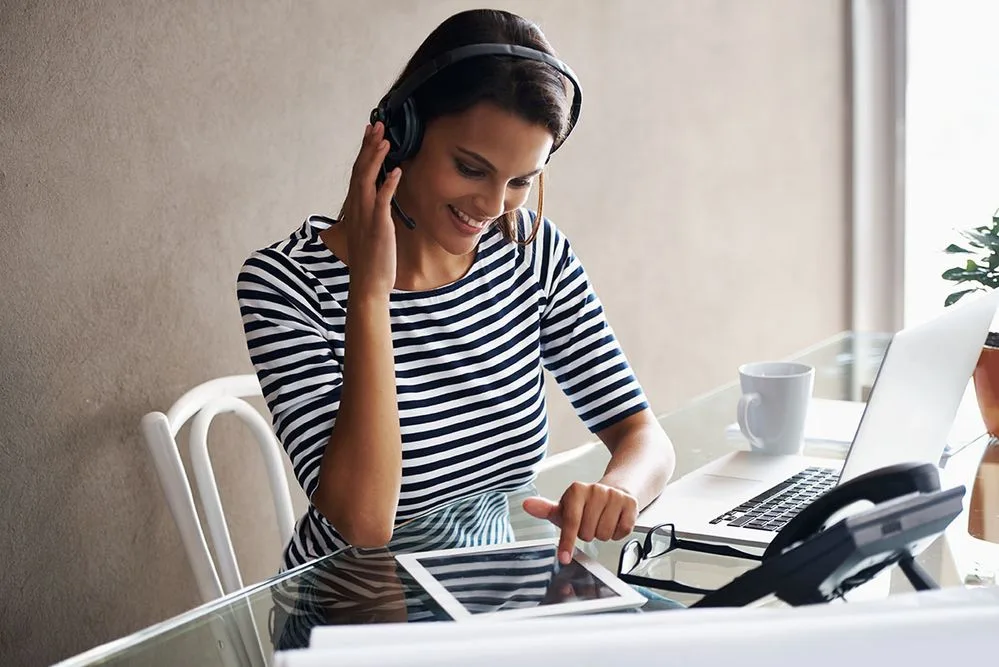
[737,392,763,450]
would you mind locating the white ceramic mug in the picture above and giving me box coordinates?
[737,361,815,455]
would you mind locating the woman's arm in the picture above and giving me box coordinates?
[311,122,404,548]
[523,409,675,564]
[595,408,675,511]
[311,294,401,548]
[522,217,676,562]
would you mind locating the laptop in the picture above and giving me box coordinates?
[636,289,999,549]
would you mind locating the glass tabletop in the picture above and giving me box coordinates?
[62,332,998,667]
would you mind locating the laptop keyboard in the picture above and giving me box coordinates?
[708,466,839,532]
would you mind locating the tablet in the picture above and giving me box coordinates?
[395,538,647,621]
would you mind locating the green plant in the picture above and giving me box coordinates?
[943,208,999,307]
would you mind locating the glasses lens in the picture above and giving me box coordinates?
[621,541,642,574]
[648,524,675,558]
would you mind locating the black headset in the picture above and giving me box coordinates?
[369,43,584,230]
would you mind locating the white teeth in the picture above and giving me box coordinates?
[450,205,487,228]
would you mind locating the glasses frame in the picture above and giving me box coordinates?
[617,523,763,597]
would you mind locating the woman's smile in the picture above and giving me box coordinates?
[447,204,491,236]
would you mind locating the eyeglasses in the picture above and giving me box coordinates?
[617,523,763,596]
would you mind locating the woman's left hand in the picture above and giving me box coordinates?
[522,481,639,565]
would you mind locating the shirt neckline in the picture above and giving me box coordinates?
[302,215,498,300]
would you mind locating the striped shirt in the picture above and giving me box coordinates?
[237,209,648,571]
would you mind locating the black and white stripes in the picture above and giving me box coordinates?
[237,209,648,570]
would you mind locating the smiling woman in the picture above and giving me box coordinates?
[235,8,676,601]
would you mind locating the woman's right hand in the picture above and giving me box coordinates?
[342,122,403,298]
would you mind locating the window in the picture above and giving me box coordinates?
[904,1,999,326]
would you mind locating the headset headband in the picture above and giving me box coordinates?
[382,43,582,153]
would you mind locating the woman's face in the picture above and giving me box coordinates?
[395,102,555,256]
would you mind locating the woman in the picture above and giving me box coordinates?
[237,8,676,574]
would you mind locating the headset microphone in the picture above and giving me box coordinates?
[375,165,417,230]
[390,194,417,230]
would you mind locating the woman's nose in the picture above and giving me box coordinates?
[473,183,506,220]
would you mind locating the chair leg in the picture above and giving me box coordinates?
[229,597,269,667]
[206,611,254,667]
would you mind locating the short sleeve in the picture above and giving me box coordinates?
[536,217,649,433]
[237,249,343,499]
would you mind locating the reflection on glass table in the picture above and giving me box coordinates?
[617,522,762,599]
[395,538,647,621]
[56,333,999,667]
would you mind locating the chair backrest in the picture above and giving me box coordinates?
[141,374,296,602]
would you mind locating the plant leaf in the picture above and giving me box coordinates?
[945,288,981,307]
[962,229,999,249]
[949,262,984,274]
[944,244,971,254]
[945,288,982,307]
[942,266,987,282]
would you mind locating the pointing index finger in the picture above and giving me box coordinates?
[557,499,582,565]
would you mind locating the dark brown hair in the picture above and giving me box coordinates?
[389,9,572,244]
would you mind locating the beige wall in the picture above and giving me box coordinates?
[0,0,849,663]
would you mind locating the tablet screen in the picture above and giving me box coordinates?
[413,542,620,615]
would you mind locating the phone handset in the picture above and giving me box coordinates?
[763,461,942,561]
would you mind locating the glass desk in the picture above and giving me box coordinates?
[59,333,999,667]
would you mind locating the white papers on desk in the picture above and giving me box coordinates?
[272,587,999,667]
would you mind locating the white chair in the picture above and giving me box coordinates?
[140,374,296,602]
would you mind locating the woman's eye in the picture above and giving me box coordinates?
[455,161,485,178]
[455,159,533,189]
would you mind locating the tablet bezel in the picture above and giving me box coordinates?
[395,538,647,622]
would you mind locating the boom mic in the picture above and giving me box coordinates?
[391,196,416,230]
[378,165,415,230]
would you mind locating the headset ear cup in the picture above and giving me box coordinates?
[387,97,422,165]
[406,98,425,158]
